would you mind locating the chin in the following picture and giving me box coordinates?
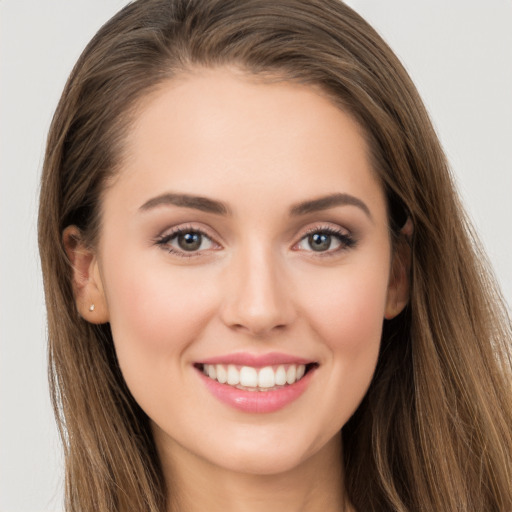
[214,448,311,476]
[203,428,340,477]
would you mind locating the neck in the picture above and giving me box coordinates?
[157,432,348,512]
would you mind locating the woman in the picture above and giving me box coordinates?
[38,0,512,510]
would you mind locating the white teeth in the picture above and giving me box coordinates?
[227,364,239,385]
[201,363,311,390]
[276,365,286,386]
[258,366,275,388]
[240,366,258,387]
[216,365,227,384]
[286,365,296,384]
[275,365,287,386]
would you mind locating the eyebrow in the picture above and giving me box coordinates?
[289,193,372,220]
[139,193,231,215]
[139,191,371,220]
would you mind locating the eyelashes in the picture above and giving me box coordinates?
[294,226,356,253]
[154,224,357,259]
[154,225,220,258]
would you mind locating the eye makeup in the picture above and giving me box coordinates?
[153,221,357,260]
[153,224,221,258]
[294,225,357,255]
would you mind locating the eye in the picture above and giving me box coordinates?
[295,227,355,253]
[155,227,219,257]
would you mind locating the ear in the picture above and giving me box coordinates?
[62,226,109,324]
[384,218,413,320]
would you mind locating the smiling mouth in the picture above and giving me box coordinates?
[194,363,318,391]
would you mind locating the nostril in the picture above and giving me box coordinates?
[229,322,287,337]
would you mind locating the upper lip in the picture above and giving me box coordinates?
[197,351,314,368]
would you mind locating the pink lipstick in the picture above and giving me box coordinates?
[195,352,317,413]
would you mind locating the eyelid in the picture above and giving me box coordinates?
[292,223,356,254]
[157,222,219,241]
[154,223,222,257]
[153,221,356,258]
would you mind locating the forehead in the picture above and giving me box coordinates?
[108,67,386,221]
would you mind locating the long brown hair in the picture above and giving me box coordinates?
[38,1,512,510]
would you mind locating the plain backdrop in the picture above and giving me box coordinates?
[1,1,511,511]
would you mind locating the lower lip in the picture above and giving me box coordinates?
[197,367,315,413]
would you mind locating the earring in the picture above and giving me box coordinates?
[89,304,95,312]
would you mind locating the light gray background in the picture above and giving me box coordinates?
[1,1,511,511]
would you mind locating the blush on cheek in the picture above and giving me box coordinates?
[106,261,220,360]
[307,269,388,349]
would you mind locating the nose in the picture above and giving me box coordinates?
[219,245,296,337]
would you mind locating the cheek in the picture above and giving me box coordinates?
[298,259,390,408]
[100,252,224,419]
[303,261,389,348]
[101,252,218,370]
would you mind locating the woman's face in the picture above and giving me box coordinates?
[81,68,406,476]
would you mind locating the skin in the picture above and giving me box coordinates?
[65,68,409,512]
